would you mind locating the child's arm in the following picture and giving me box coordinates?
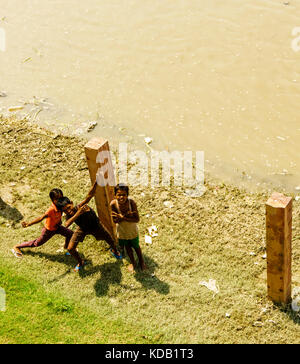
[122,200,140,223]
[64,205,89,228]
[77,180,98,208]
[110,201,123,224]
[22,213,48,228]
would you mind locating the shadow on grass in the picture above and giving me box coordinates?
[21,250,170,297]
[23,250,90,282]
[90,254,170,297]
[0,197,23,222]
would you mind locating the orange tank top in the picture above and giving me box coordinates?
[44,203,62,231]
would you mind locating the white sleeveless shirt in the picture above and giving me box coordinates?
[115,199,139,240]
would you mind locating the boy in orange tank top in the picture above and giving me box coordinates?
[11,189,73,258]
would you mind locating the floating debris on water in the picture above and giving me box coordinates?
[75,128,84,136]
[22,57,32,63]
[8,105,24,112]
[87,121,98,132]
[144,137,153,145]
[276,136,286,141]
[0,91,7,97]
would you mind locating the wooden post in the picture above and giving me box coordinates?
[266,192,292,304]
[84,137,117,242]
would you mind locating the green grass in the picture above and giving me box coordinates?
[0,116,300,343]
[0,265,158,344]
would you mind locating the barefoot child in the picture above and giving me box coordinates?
[12,189,73,258]
[110,183,146,272]
[57,181,122,272]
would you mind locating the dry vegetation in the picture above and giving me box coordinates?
[0,115,299,343]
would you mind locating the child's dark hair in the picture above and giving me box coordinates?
[114,183,129,195]
[56,197,71,210]
[49,188,63,202]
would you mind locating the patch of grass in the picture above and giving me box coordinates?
[0,265,158,344]
[0,116,299,343]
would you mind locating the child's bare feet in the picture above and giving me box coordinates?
[11,247,22,258]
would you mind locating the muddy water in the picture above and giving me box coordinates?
[0,0,299,192]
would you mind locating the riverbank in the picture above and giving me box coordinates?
[0,115,299,343]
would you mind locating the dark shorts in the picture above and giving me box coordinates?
[70,224,114,246]
[119,236,140,249]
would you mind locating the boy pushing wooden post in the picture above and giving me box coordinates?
[84,137,117,243]
[56,137,122,271]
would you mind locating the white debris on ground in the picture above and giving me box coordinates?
[147,225,158,237]
[291,298,300,312]
[145,225,158,245]
[291,287,300,313]
[199,279,219,295]
[145,235,152,245]
[163,201,174,208]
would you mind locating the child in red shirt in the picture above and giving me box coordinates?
[11,189,73,258]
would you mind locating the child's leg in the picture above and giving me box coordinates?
[14,228,55,253]
[56,225,74,249]
[67,228,84,266]
[134,246,147,271]
[118,240,125,258]
[94,225,120,256]
[125,245,136,272]
[130,237,146,271]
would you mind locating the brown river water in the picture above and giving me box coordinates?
[0,0,299,192]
